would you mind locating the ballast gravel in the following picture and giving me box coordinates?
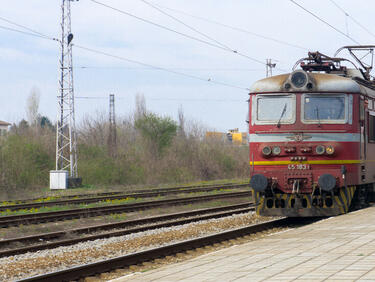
[0,212,272,281]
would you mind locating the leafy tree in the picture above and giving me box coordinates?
[38,115,54,130]
[135,112,177,156]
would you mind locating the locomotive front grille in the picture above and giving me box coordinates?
[254,186,356,217]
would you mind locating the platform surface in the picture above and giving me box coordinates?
[113,207,375,281]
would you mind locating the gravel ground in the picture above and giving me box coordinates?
[0,199,245,239]
[0,212,273,281]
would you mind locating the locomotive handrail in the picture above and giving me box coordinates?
[334,45,375,57]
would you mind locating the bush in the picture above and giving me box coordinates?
[0,109,249,191]
[0,134,53,188]
[78,144,145,185]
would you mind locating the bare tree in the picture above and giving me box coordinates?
[178,105,186,137]
[135,93,146,120]
[26,87,40,126]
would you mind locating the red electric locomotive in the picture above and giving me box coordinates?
[249,46,375,217]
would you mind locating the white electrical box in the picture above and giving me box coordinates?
[50,170,68,189]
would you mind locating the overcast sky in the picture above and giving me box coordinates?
[1,0,374,131]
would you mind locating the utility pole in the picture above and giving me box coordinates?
[51,0,80,189]
[266,59,276,77]
[108,94,117,157]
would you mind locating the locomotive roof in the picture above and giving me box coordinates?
[250,71,375,96]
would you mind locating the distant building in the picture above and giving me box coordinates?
[0,120,11,136]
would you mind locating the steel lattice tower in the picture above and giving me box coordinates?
[56,0,78,177]
[266,59,276,77]
[108,94,117,157]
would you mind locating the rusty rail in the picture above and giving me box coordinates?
[0,204,254,258]
[0,191,252,227]
[19,217,296,282]
[0,183,249,211]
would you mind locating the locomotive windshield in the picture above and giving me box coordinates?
[255,95,295,124]
[303,94,346,123]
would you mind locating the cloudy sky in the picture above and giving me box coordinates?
[1,0,374,131]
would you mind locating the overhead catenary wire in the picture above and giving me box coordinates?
[148,1,308,51]
[89,0,287,71]
[329,0,375,40]
[289,0,360,45]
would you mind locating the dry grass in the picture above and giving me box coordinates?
[0,107,249,201]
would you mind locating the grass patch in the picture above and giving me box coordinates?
[0,188,250,217]
[0,178,250,204]
[0,198,248,239]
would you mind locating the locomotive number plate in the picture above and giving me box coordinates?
[288,164,310,170]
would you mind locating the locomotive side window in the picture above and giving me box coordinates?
[302,94,348,124]
[253,94,296,125]
[369,112,375,142]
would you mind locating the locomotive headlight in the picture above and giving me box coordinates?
[272,146,281,155]
[262,146,272,156]
[315,145,325,155]
[326,145,335,155]
[291,71,307,88]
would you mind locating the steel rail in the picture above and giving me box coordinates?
[0,191,252,227]
[0,203,251,247]
[2,182,247,204]
[0,183,249,211]
[0,205,254,258]
[19,217,297,282]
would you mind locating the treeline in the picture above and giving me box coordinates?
[0,97,249,191]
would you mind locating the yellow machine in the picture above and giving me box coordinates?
[205,129,248,145]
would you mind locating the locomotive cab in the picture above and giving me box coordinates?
[249,48,375,217]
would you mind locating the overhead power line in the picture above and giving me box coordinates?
[0,16,58,41]
[329,0,375,40]
[0,24,58,42]
[289,0,360,44]
[0,16,59,41]
[73,43,250,91]
[149,98,245,102]
[139,0,232,51]
[78,66,264,71]
[149,1,308,51]
[139,0,288,72]
[0,15,250,91]
[89,0,282,69]
[76,96,245,102]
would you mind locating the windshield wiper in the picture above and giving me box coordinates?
[277,103,287,128]
[315,106,321,127]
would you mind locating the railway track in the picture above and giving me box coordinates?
[19,217,310,282]
[3,181,245,205]
[0,203,254,258]
[0,183,249,211]
[0,191,251,227]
